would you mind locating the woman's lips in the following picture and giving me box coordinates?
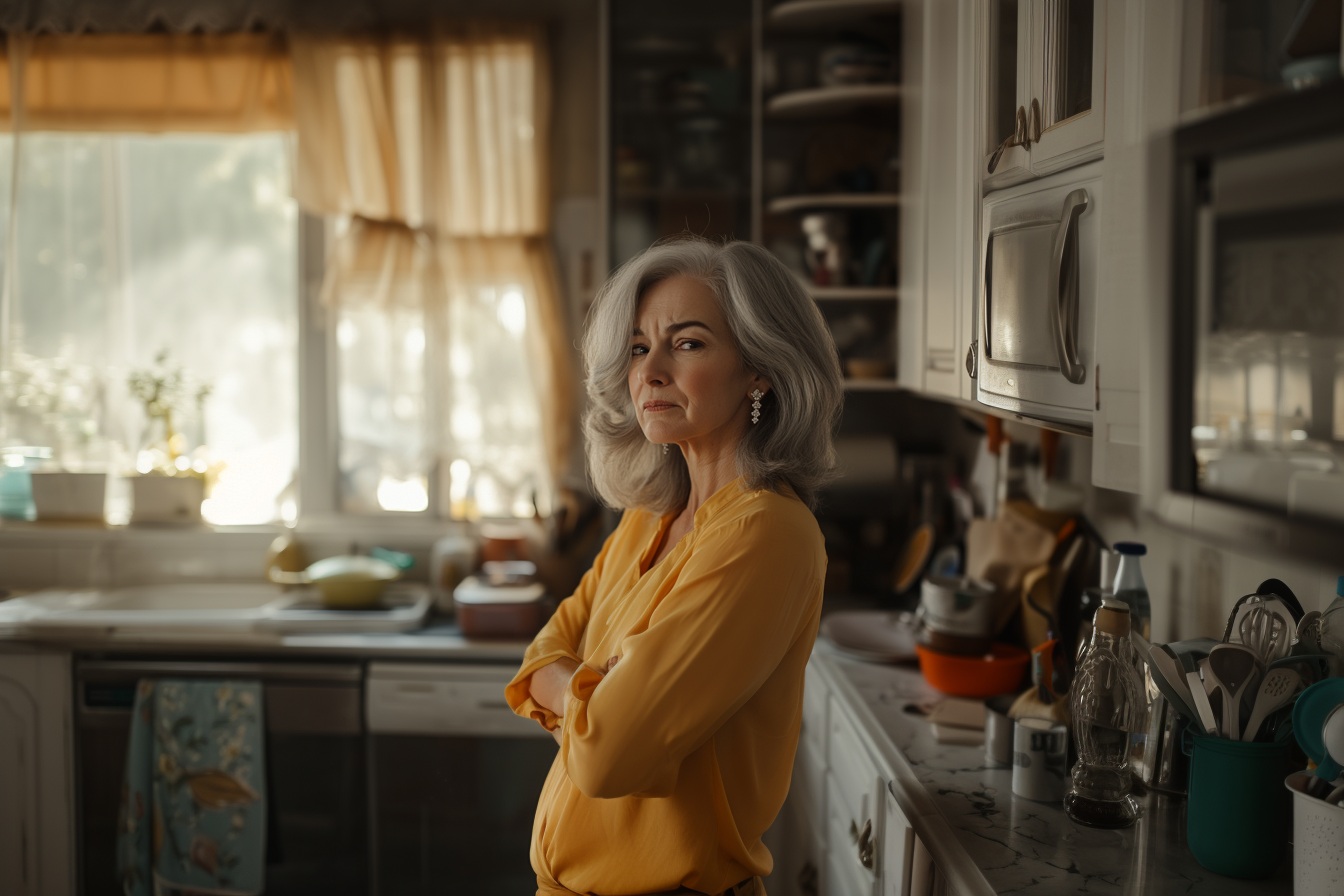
[643,401,677,412]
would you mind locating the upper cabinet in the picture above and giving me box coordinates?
[983,0,1106,190]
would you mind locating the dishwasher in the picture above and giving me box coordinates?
[74,659,369,896]
[365,661,557,895]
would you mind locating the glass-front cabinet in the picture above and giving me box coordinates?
[607,0,754,269]
[983,0,1106,189]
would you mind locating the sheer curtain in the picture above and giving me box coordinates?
[291,26,574,518]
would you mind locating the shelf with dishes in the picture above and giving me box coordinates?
[841,377,900,392]
[766,0,900,31]
[766,84,901,119]
[766,193,901,215]
[808,285,900,301]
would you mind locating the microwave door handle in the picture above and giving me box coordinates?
[1051,189,1089,385]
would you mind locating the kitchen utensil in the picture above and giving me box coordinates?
[268,554,403,609]
[1293,679,1344,792]
[1241,667,1301,742]
[1186,733,1293,879]
[917,575,996,655]
[1327,781,1344,805]
[1286,772,1344,896]
[1012,717,1069,802]
[1185,669,1220,736]
[1298,610,1324,654]
[1240,602,1290,664]
[1147,644,1198,723]
[1224,592,1296,646]
[914,642,1029,698]
[893,523,935,594]
[1207,686,1224,736]
[821,610,920,662]
[1208,644,1262,741]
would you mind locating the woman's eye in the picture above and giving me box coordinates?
[631,344,648,356]
[677,340,702,351]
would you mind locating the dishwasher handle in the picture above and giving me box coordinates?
[1051,189,1089,385]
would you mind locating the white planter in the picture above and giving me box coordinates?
[128,475,204,525]
[29,472,108,522]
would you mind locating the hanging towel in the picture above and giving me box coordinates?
[117,679,267,896]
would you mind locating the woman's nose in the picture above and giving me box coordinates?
[639,348,670,386]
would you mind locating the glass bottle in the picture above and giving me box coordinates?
[1065,599,1146,828]
[1110,543,1150,638]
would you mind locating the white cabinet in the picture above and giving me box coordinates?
[0,649,75,896]
[881,787,914,896]
[981,0,1107,190]
[899,0,976,400]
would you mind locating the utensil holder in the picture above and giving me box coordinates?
[1184,733,1292,878]
[1286,772,1344,895]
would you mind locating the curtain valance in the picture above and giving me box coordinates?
[0,33,293,132]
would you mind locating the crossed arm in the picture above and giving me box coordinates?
[529,655,618,745]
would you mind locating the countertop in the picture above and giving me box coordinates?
[811,642,1293,896]
[0,616,531,662]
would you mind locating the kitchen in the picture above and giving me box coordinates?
[0,0,1342,894]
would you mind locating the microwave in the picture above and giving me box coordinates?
[974,161,1103,430]
[1147,81,1344,564]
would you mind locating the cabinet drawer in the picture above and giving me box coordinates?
[827,695,880,827]
[882,785,915,896]
[826,771,877,896]
[791,732,826,826]
[802,666,829,755]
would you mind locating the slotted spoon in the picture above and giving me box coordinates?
[1240,667,1301,742]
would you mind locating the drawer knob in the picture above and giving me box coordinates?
[858,818,874,870]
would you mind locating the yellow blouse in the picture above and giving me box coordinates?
[504,478,826,896]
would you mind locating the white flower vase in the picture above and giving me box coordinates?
[29,472,109,522]
[129,475,204,525]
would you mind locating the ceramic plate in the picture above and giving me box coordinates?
[820,610,920,663]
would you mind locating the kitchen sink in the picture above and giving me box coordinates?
[0,582,433,634]
[0,583,293,629]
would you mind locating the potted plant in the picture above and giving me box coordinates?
[2,351,110,522]
[126,350,213,525]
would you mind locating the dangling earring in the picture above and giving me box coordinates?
[750,389,764,425]
[662,443,669,456]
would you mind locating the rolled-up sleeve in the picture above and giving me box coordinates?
[557,513,823,800]
[505,526,619,730]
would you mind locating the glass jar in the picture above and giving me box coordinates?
[1065,599,1146,828]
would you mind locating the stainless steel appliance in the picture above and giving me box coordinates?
[1147,81,1344,564]
[75,659,368,895]
[365,662,556,895]
[974,160,1104,429]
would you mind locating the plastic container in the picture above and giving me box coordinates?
[1185,733,1292,879]
[1286,771,1344,895]
[453,575,548,638]
[914,642,1028,698]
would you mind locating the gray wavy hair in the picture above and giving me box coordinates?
[582,236,844,512]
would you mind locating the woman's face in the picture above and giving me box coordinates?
[628,275,768,451]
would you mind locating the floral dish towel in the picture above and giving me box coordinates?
[117,679,267,896]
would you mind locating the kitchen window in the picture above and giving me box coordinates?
[0,131,552,526]
[0,132,299,526]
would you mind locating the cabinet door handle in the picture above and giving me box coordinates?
[1050,189,1089,384]
[987,105,1029,174]
[1030,97,1042,143]
[965,340,978,379]
[858,818,875,870]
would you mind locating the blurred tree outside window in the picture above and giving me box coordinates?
[0,133,299,525]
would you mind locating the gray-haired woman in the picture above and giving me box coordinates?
[505,236,844,896]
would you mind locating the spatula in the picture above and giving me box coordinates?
[1208,643,1262,741]
[1240,667,1300,742]
[1147,643,1198,725]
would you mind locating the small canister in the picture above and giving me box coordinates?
[985,694,1016,768]
[1012,717,1069,802]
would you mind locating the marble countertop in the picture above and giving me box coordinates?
[0,618,531,662]
[813,644,1293,896]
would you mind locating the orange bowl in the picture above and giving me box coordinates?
[915,642,1030,698]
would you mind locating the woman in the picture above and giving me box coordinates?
[505,237,844,896]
